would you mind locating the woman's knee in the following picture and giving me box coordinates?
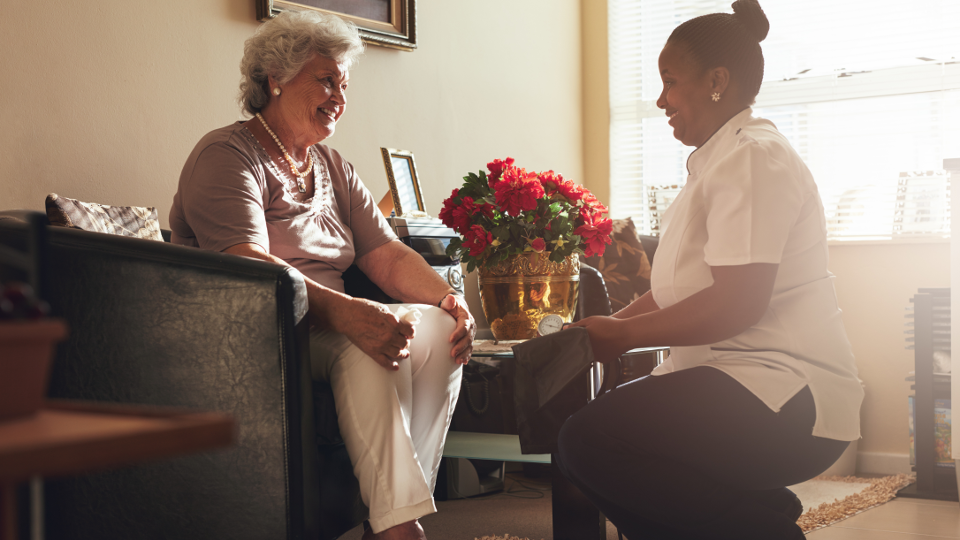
[405,305,459,376]
[402,305,452,349]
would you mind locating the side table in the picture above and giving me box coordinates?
[445,341,607,540]
[0,400,234,540]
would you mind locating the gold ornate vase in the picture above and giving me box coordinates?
[478,252,580,340]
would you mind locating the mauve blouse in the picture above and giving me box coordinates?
[169,122,397,293]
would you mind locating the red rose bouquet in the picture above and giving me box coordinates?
[440,157,613,272]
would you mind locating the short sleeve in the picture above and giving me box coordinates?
[327,148,397,260]
[178,143,271,253]
[702,137,803,266]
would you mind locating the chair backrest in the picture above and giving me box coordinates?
[637,234,659,266]
[575,263,613,321]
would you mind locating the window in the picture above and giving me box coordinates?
[608,0,960,240]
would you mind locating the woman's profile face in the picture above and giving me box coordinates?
[656,42,716,148]
[274,53,349,144]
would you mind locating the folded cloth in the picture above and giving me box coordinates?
[504,327,595,454]
[512,328,595,410]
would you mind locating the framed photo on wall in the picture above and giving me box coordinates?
[380,148,427,218]
[256,0,417,51]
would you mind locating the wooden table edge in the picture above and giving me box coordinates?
[0,400,235,482]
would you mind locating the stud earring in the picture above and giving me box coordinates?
[711,92,721,102]
[273,87,281,96]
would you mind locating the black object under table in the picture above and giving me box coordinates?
[443,345,609,540]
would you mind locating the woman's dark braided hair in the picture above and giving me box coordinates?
[667,0,770,104]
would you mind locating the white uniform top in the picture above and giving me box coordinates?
[650,108,863,442]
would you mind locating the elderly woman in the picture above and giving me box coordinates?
[557,1,863,539]
[169,11,474,540]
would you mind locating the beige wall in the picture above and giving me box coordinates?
[0,1,582,217]
[0,2,258,214]
[580,0,610,204]
[0,0,583,331]
[830,242,950,472]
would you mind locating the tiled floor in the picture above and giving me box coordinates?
[807,497,960,539]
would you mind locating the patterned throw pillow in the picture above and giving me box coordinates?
[581,217,652,312]
[44,193,163,241]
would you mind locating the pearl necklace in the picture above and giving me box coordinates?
[256,112,312,193]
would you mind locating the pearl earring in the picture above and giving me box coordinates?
[711,92,721,102]
[273,87,281,96]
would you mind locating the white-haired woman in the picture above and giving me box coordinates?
[169,11,475,540]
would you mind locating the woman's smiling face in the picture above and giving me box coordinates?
[274,53,349,145]
[656,42,717,148]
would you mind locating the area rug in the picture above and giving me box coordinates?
[793,473,914,533]
[473,473,914,540]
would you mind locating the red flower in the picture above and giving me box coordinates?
[538,171,562,195]
[574,213,613,258]
[529,238,546,252]
[556,179,585,203]
[581,190,608,213]
[438,189,461,230]
[476,203,496,220]
[487,157,515,183]
[449,196,478,231]
[494,167,545,216]
[463,224,494,257]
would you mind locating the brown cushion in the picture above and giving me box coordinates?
[45,193,163,241]
[582,217,652,312]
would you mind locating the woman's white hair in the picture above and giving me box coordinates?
[239,10,364,116]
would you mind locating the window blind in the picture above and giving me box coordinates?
[608,0,960,240]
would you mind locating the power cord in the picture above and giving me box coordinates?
[497,472,551,499]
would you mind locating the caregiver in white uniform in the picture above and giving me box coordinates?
[556,2,863,539]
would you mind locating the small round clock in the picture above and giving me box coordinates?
[537,314,565,336]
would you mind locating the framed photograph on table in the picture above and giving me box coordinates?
[256,0,417,51]
[380,147,427,218]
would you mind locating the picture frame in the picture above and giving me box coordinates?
[380,147,428,218]
[256,0,417,51]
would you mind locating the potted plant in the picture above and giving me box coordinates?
[439,158,613,340]
[0,283,67,420]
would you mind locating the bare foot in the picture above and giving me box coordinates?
[361,520,426,540]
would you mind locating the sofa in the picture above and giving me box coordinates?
[0,210,364,540]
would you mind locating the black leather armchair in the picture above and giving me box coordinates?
[0,212,364,540]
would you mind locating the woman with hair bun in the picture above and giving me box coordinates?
[557,1,862,538]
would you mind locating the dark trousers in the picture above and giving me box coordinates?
[556,366,849,539]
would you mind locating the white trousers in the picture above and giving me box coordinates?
[310,304,462,534]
